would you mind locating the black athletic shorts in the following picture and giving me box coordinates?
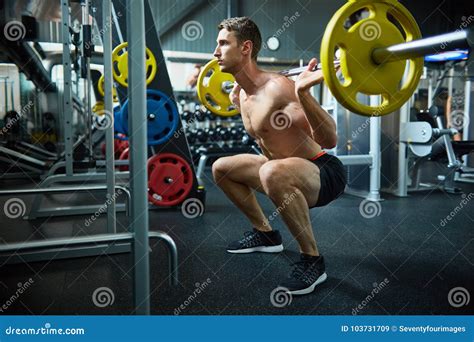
[308,152,346,208]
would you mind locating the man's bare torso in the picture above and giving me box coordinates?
[239,73,323,160]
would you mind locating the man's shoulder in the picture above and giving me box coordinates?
[262,73,294,96]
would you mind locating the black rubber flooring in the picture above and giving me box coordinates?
[0,170,473,315]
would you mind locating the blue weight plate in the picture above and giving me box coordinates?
[113,105,127,136]
[120,89,179,145]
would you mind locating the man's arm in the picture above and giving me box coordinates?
[229,83,241,110]
[295,58,337,149]
[297,91,337,149]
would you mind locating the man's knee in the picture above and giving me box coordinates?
[212,157,232,183]
[259,161,289,197]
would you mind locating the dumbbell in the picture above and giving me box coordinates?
[230,127,242,140]
[242,134,255,146]
[216,126,230,141]
[182,110,192,122]
[205,109,214,121]
[237,126,246,136]
[195,109,206,122]
[196,129,207,143]
[187,130,196,144]
[209,129,218,142]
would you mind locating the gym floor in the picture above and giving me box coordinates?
[1,169,473,315]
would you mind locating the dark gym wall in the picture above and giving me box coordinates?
[151,0,473,61]
[400,0,473,37]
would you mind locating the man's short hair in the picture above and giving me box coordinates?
[218,17,262,60]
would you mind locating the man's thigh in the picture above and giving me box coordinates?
[213,154,269,192]
[262,157,321,207]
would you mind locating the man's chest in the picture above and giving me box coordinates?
[240,94,280,136]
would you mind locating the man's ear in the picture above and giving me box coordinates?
[241,40,253,57]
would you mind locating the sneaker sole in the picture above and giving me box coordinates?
[226,244,284,254]
[286,272,328,296]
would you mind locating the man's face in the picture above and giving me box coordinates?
[213,29,243,74]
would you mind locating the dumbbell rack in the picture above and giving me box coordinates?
[176,97,258,181]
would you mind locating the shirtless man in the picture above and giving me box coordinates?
[212,17,346,295]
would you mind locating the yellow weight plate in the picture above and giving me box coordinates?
[98,75,119,102]
[92,101,105,115]
[321,0,423,116]
[197,59,239,117]
[111,42,158,88]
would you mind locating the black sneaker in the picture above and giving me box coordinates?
[227,228,284,254]
[280,254,327,295]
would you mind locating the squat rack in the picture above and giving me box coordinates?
[0,0,178,315]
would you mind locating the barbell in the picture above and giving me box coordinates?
[197,59,342,117]
[197,0,472,117]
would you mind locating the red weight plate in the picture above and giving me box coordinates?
[118,147,129,171]
[113,139,127,159]
[147,153,193,206]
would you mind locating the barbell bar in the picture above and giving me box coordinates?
[198,0,472,117]
[214,29,471,93]
[220,60,343,93]
[371,30,472,64]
